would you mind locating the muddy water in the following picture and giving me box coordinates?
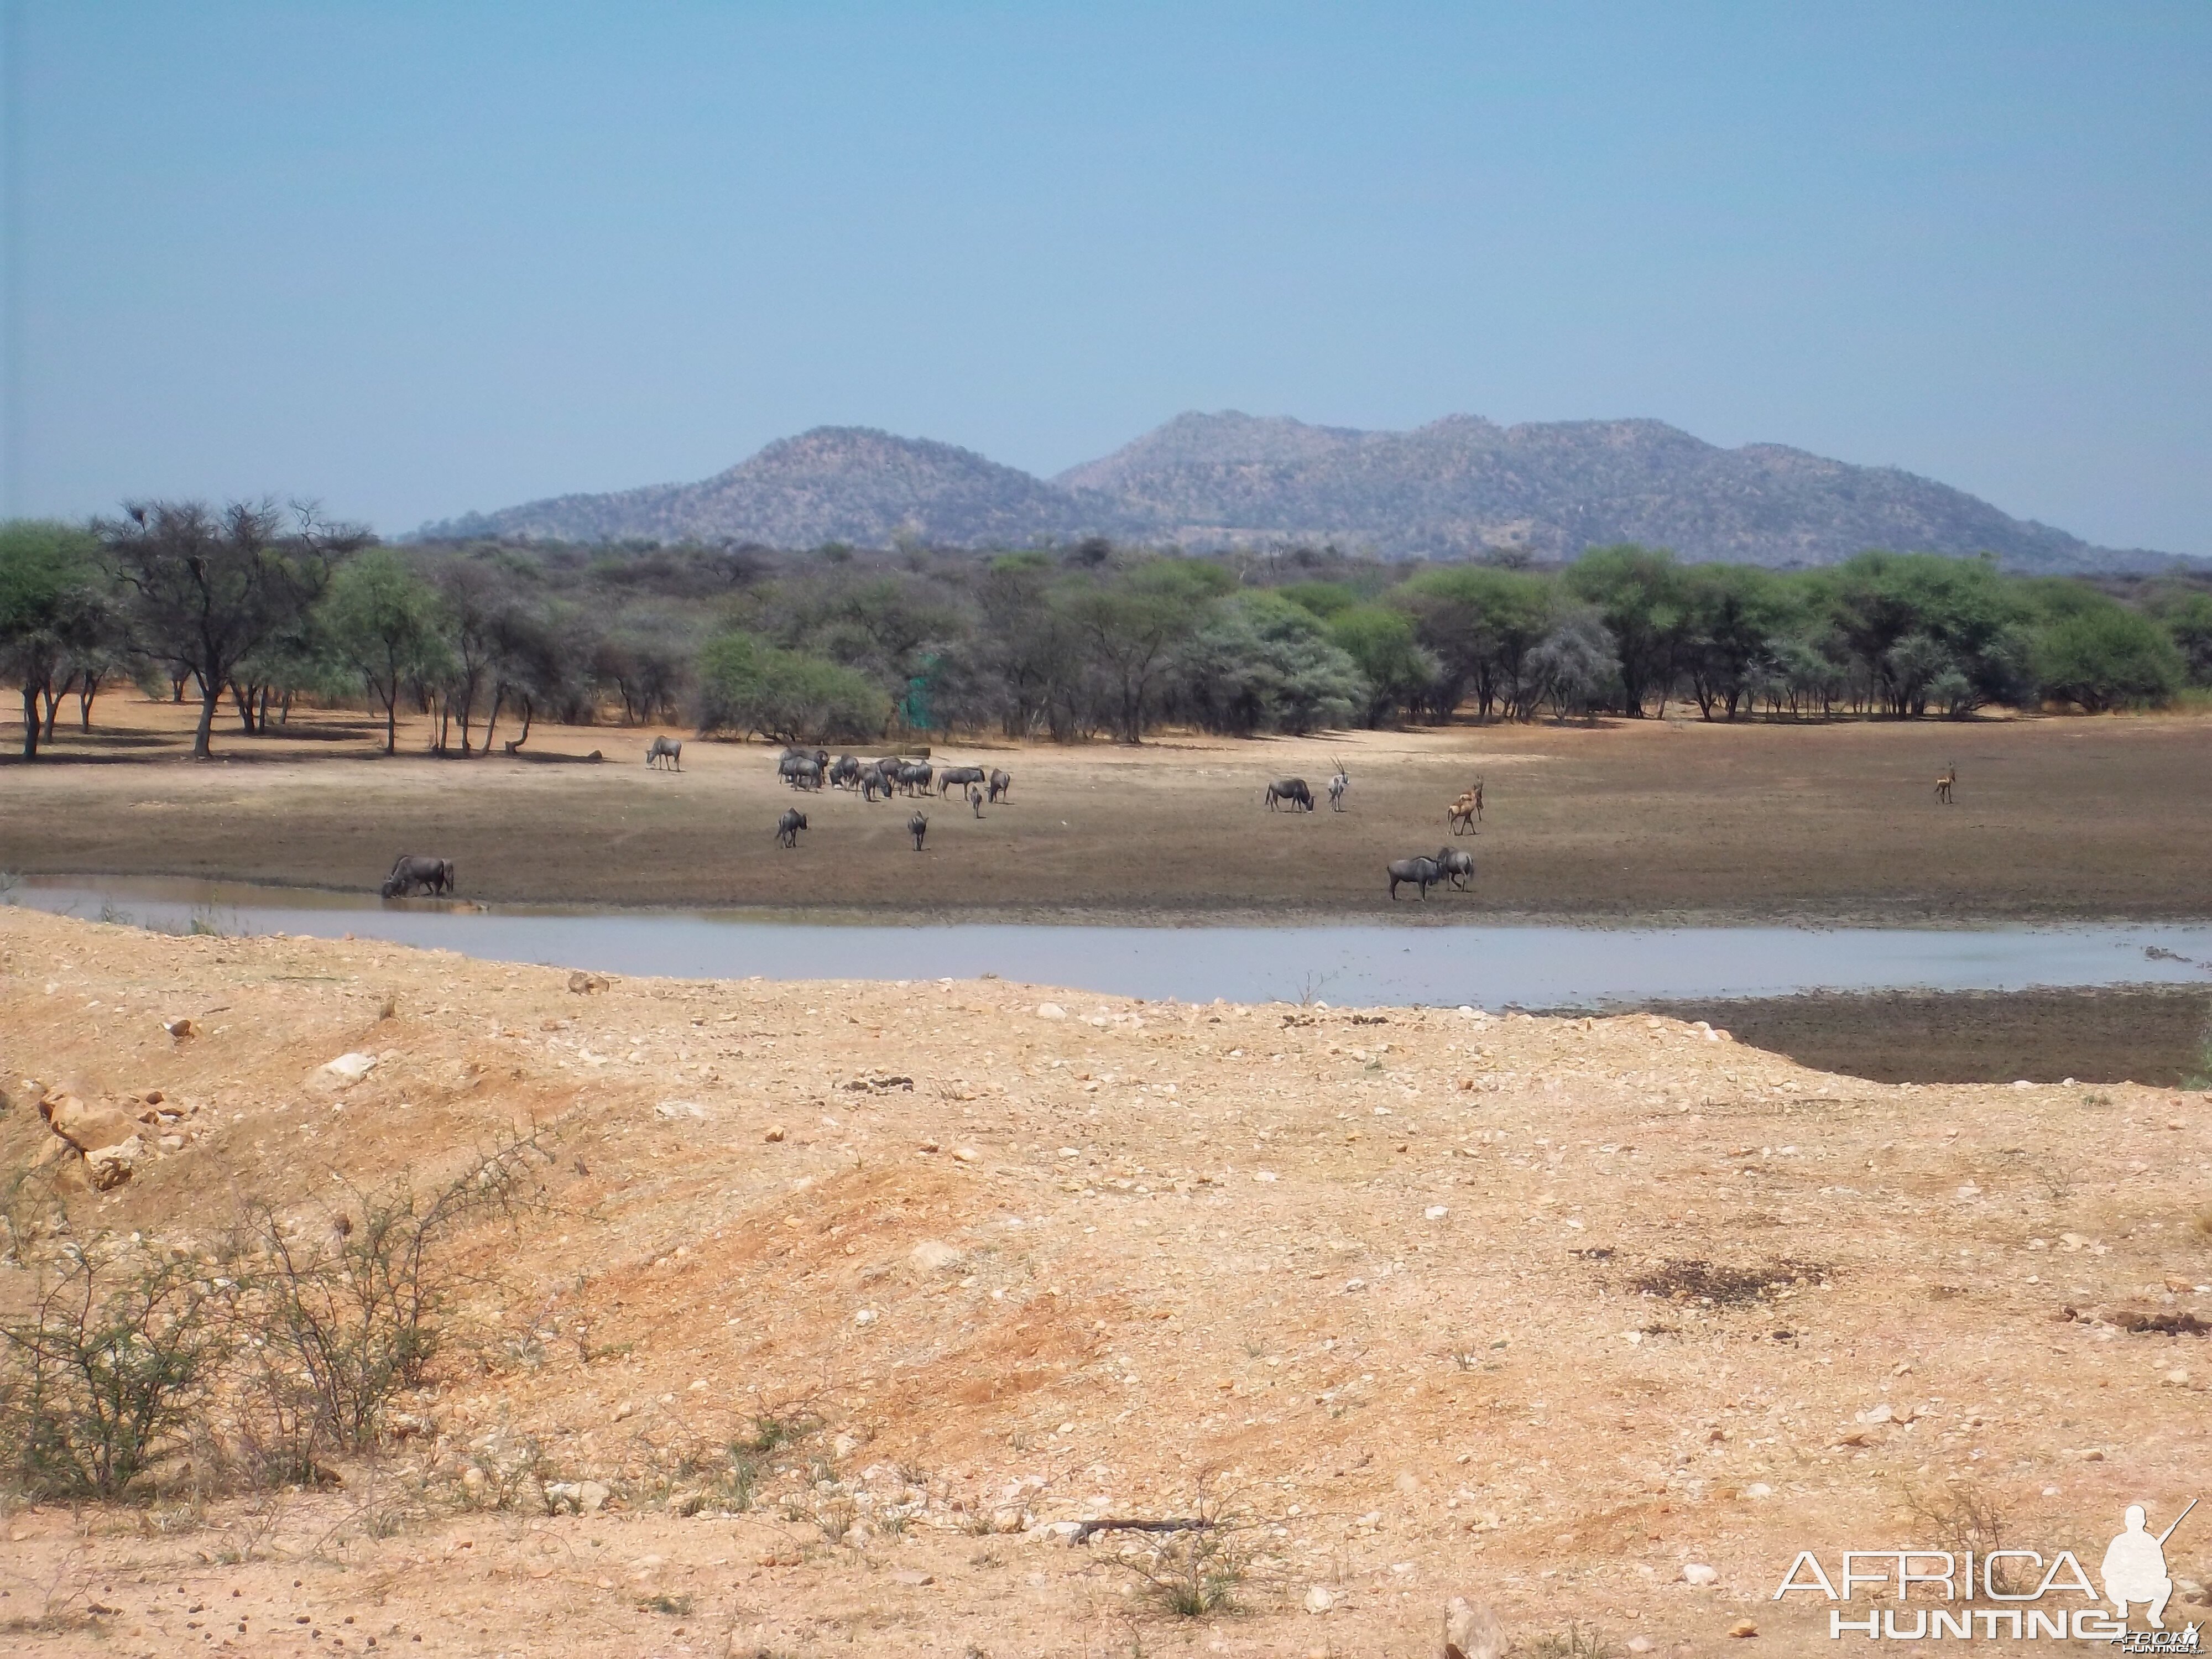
[13,877,2212,1011]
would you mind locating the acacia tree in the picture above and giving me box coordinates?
[320,550,453,754]
[0,520,107,759]
[101,500,367,758]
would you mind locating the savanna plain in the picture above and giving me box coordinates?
[4,702,2212,1657]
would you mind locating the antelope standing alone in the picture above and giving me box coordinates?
[1447,775,1485,836]
[1327,757,1350,812]
[1936,763,1957,805]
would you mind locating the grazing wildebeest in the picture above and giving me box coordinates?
[988,767,1012,804]
[1434,846,1475,890]
[380,854,455,899]
[1327,758,1349,812]
[1265,777,1314,812]
[968,784,985,818]
[861,769,885,802]
[645,736,682,770]
[907,811,928,851]
[1387,854,1442,901]
[896,760,933,797]
[937,765,987,799]
[1936,762,1957,805]
[828,754,862,790]
[779,753,823,790]
[774,808,807,848]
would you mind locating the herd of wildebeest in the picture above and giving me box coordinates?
[375,740,1491,902]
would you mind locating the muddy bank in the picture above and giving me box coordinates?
[1648,983,2212,1086]
[7,698,2212,922]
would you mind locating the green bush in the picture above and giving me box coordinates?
[2033,604,2184,712]
[694,630,890,743]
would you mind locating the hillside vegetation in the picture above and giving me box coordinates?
[421,413,2190,573]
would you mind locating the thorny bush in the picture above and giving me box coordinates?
[0,1126,554,1500]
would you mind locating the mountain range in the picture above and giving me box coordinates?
[418,412,2185,573]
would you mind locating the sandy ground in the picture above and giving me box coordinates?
[6,697,2212,924]
[3,909,2210,1657]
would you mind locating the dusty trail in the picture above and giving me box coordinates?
[3,909,2210,1655]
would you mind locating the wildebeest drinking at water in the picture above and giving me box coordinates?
[380,855,455,899]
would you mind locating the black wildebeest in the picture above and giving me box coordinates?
[774,808,807,848]
[1265,777,1314,812]
[988,767,1013,803]
[381,854,455,899]
[937,764,987,799]
[779,753,823,790]
[908,811,928,851]
[896,760,934,797]
[968,784,985,818]
[1434,846,1475,890]
[645,736,682,770]
[1387,854,1441,901]
[828,754,862,790]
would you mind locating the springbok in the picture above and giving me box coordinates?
[1936,763,1957,805]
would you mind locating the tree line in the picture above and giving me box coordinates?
[3,504,2209,757]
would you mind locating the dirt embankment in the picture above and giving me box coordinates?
[7,697,2212,922]
[4,909,2211,1656]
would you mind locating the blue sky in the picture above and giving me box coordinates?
[3,2,2207,550]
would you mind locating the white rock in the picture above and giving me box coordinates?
[653,1099,706,1120]
[1442,1596,1506,1659]
[576,1480,609,1514]
[1626,1639,1656,1655]
[910,1239,964,1271]
[1036,1003,1068,1020]
[1425,1205,1449,1220]
[1682,1562,1719,1585]
[1744,1482,1773,1499]
[1302,1586,1334,1614]
[854,1308,879,1326]
[319,1052,378,1084]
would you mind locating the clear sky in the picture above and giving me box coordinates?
[3,2,2207,550]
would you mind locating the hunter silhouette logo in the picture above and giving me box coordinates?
[1773,1497,2201,1646]
[2104,1500,2194,1632]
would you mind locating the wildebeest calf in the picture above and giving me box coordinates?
[969,784,985,817]
[988,768,1012,803]
[645,736,682,770]
[1434,846,1475,890]
[774,808,807,848]
[380,854,455,899]
[1386,855,1441,901]
[908,811,928,851]
[1266,777,1314,812]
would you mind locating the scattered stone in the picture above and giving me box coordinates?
[1441,1595,1505,1659]
[668,1488,705,1517]
[854,1308,878,1326]
[1626,1641,1656,1655]
[653,1100,706,1120]
[910,1240,964,1272]
[891,1569,935,1587]
[85,1135,142,1190]
[1681,1563,1719,1586]
[1303,1585,1335,1615]
[567,971,611,994]
[764,1125,786,1142]
[1036,1003,1067,1020]
[318,1052,378,1085]
[39,1092,140,1154]
[164,1017,196,1040]
[1728,1620,1759,1638]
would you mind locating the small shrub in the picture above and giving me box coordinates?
[0,1243,230,1500]
[1516,1626,1620,1658]
[1905,1483,2025,1594]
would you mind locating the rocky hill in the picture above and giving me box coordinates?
[421,413,2185,572]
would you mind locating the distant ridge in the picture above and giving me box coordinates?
[419,413,2189,574]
